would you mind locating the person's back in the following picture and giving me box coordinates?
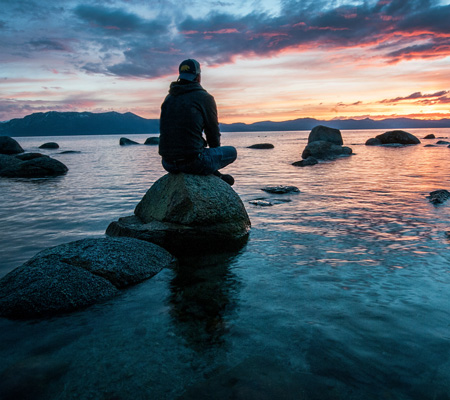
[159,80,219,160]
[158,59,236,185]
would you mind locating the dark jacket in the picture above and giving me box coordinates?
[159,81,221,160]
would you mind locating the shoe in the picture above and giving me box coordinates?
[213,170,235,186]
[220,174,234,186]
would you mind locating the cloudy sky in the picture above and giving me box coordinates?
[1,0,449,123]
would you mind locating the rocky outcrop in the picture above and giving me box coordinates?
[39,142,59,149]
[0,154,68,178]
[120,137,140,145]
[247,143,274,149]
[106,173,251,255]
[144,137,160,145]
[0,237,174,319]
[0,136,24,155]
[308,125,343,145]
[302,140,352,160]
[366,130,420,145]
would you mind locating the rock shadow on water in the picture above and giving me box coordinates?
[168,251,244,353]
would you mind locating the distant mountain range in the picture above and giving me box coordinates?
[1,111,450,137]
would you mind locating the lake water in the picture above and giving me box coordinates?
[1,129,450,399]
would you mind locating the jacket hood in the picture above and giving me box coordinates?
[168,81,205,96]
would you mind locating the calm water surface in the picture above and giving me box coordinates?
[1,129,450,399]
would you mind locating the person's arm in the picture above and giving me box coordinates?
[203,94,221,148]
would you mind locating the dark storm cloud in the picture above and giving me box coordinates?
[89,0,449,78]
[28,39,71,52]
[74,5,168,35]
[0,0,434,79]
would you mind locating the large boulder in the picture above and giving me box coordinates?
[301,140,352,160]
[0,136,24,155]
[370,130,420,145]
[106,173,251,255]
[0,154,68,177]
[0,237,174,319]
[308,125,343,145]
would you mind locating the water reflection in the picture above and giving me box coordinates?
[168,252,242,352]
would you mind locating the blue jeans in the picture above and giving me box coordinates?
[162,146,237,175]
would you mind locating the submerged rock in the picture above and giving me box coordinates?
[368,130,420,145]
[428,189,450,204]
[436,140,450,145]
[120,137,140,146]
[0,237,174,319]
[39,142,59,149]
[0,136,24,155]
[247,143,274,149]
[249,199,273,207]
[308,125,343,145]
[302,140,352,160]
[106,173,251,255]
[0,154,68,178]
[144,137,160,145]
[262,185,300,194]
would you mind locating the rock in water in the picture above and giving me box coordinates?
[262,185,300,194]
[247,143,274,149]
[119,137,140,145]
[0,155,68,178]
[292,156,318,167]
[375,130,420,145]
[302,140,352,160]
[144,137,160,145]
[423,134,436,139]
[0,136,24,155]
[0,237,174,319]
[308,125,343,145]
[39,142,59,149]
[365,138,382,146]
[106,173,251,255]
[428,189,450,204]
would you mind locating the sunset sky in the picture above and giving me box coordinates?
[1,0,450,123]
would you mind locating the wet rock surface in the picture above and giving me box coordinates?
[0,237,174,319]
[107,173,251,255]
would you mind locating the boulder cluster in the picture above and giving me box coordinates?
[1,168,251,319]
[293,125,352,167]
[0,136,68,178]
